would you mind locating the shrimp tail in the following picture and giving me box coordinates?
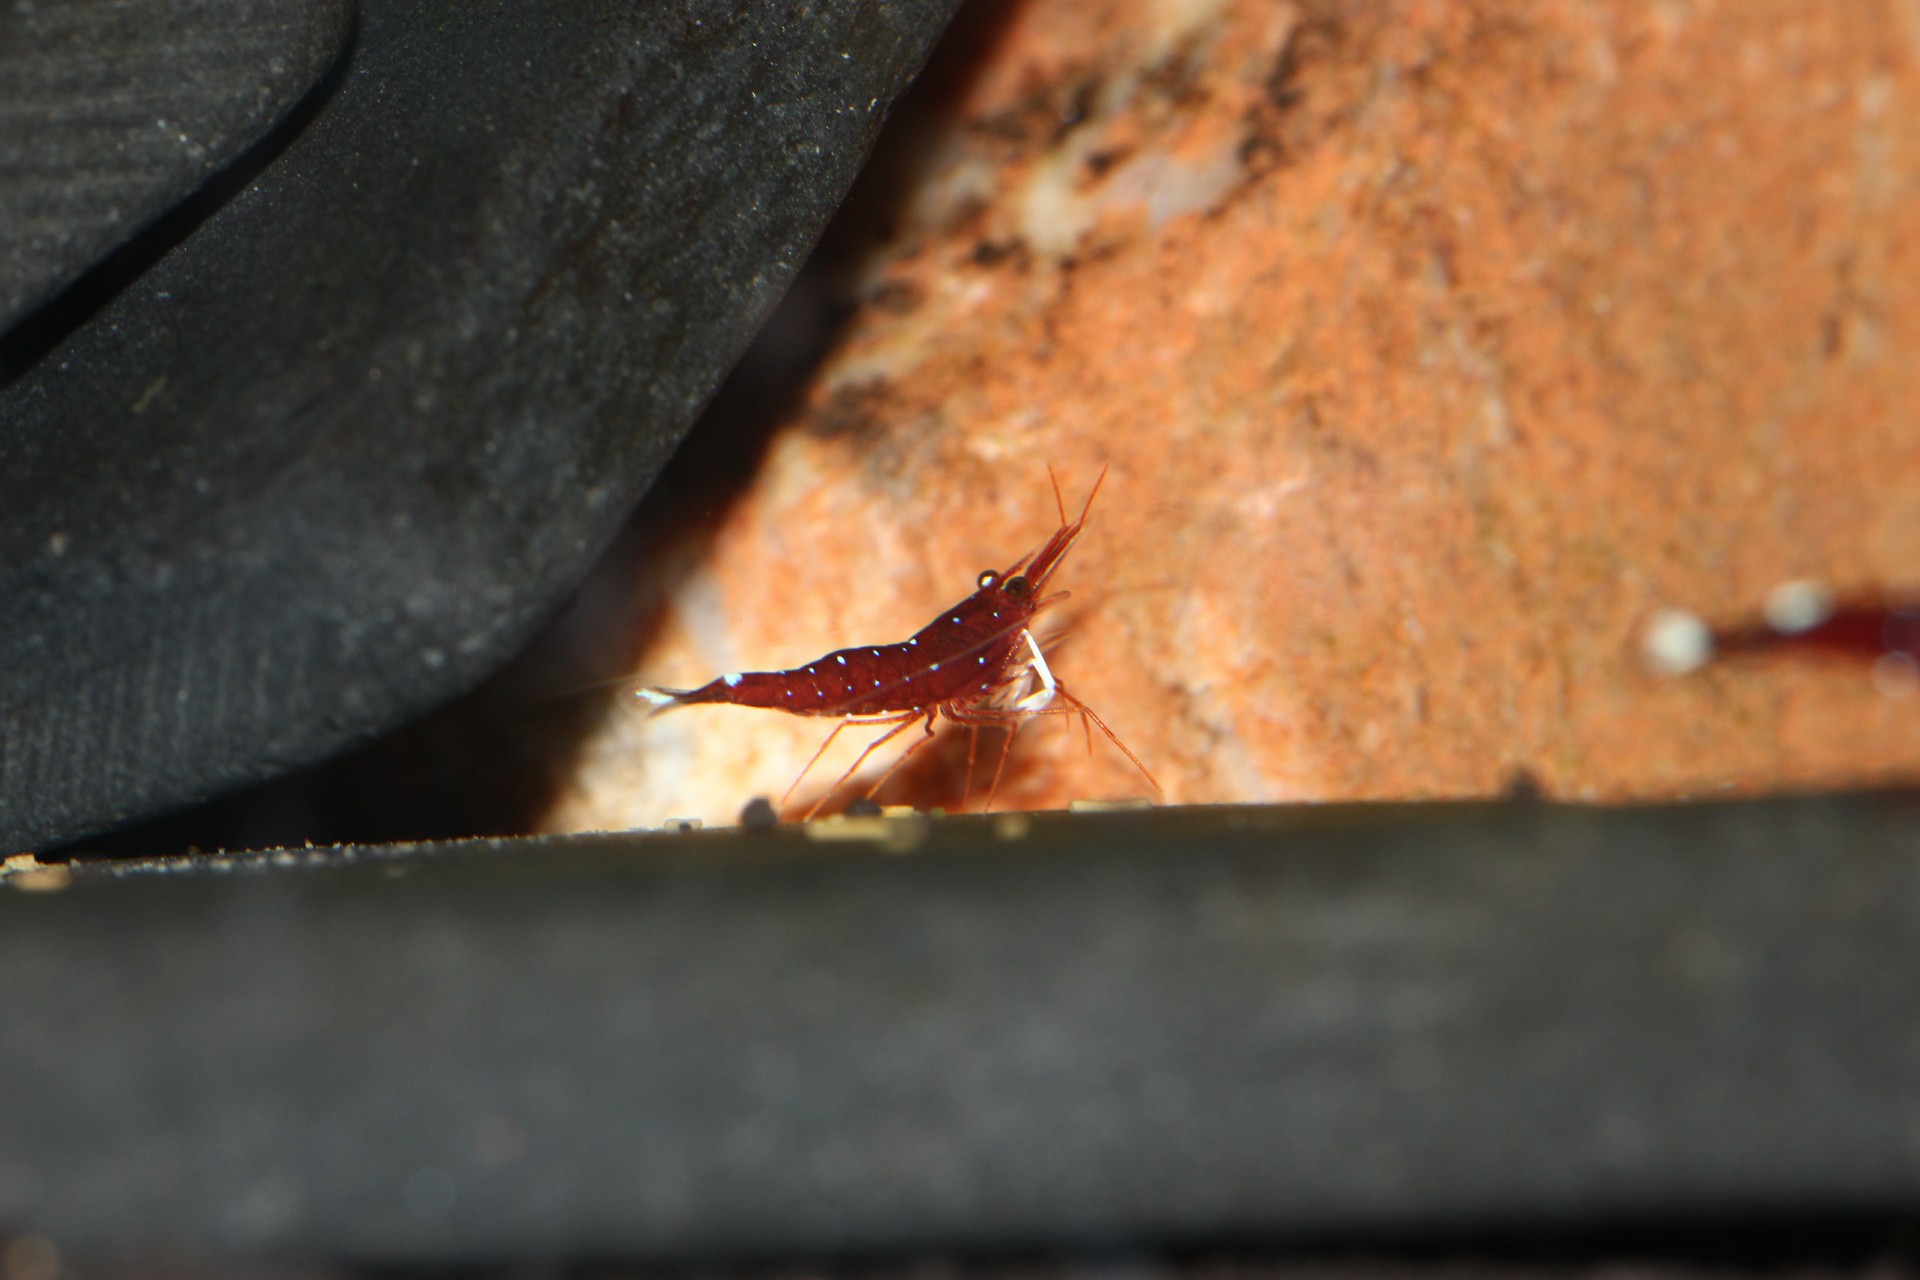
[635,687,694,715]
[638,674,754,713]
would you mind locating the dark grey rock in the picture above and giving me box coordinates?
[0,0,355,328]
[0,0,962,852]
[4,797,1920,1258]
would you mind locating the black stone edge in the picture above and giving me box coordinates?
[17,792,1906,888]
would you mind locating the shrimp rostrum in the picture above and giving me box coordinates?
[639,467,1159,818]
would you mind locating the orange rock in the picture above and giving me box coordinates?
[542,0,1920,831]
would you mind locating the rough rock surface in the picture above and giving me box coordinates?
[547,0,1920,830]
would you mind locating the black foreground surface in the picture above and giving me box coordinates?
[0,0,960,853]
[4,796,1919,1260]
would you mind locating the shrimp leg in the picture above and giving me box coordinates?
[841,711,947,816]
[798,709,935,820]
[783,711,919,811]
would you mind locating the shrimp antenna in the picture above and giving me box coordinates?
[1048,463,1068,525]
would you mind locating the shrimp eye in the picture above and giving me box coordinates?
[1005,575,1032,599]
[977,570,998,589]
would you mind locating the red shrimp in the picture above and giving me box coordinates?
[640,466,1160,818]
[1644,580,1920,686]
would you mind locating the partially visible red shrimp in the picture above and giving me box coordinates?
[639,466,1160,818]
[1644,580,1920,689]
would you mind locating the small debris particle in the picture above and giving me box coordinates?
[130,375,167,414]
[846,796,883,818]
[1068,797,1156,813]
[992,812,1032,840]
[740,796,778,831]
[666,818,703,833]
[803,813,929,853]
[1504,768,1544,802]
[3,853,73,893]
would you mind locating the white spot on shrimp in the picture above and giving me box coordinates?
[951,617,962,626]
[723,672,743,687]
[908,638,918,646]
[977,656,986,664]
[1642,609,1712,676]
[930,662,940,671]
[836,655,847,665]
[871,649,881,658]
[1765,580,1834,634]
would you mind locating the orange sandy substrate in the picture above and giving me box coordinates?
[543,0,1920,831]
